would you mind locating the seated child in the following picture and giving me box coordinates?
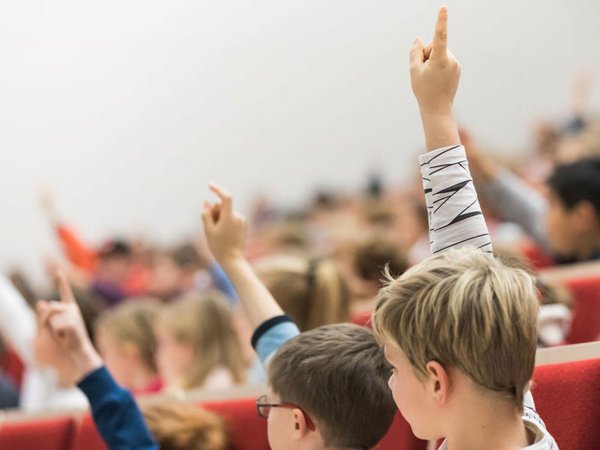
[154,292,247,392]
[202,186,398,450]
[37,272,157,449]
[371,7,557,449]
[254,253,350,331]
[94,299,163,394]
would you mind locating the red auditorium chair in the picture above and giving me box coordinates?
[563,275,600,344]
[0,415,75,450]
[0,346,25,388]
[375,412,428,450]
[203,398,270,450]
[532,358,600,449]
[351,311,372,328]
[70,413,107,450]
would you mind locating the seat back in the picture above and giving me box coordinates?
[70,413,107,450]
[0,415,75,450]
[563,275,600,344]
[203,397,270,450]
[374,411,428,450]
[532,358,600,449]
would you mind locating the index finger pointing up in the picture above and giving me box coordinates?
[431,6,448,59]
[208,183,233,215]
[56,270,76,304]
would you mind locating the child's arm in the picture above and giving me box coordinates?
[38,272,157,450]
[202,184,299,363]
[40,191,98,272]
[412,7,493,255]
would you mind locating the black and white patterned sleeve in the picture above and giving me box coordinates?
[418,145,493,255]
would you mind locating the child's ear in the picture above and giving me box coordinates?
[425,361,450,406]
[574,200,599,229]
[291,408,311,439]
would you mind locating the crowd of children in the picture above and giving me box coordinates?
[1,5,599,450]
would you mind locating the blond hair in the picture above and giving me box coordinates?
[142,402,229,450]
[158,293,247,389]
[95,299,161,372]
[372,246,539,410]
[255,254,349,331]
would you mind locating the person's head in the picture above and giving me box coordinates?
[97,240,133,283]
[264,324,397,450]
[354,235,408,294]
[154,292,246,390]
[255,255,349,332]
[545,157,600,259]
[149,243,207,300]
[372,246,539,441]
[94,299,160,390]
[142,402,229,450]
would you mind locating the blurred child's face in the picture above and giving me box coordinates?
[545,191,579,256]
[384,342,440,440]
[98,256,131,283]
[95,330,138,389]
[154,322,194,388]
[148,256,182,299]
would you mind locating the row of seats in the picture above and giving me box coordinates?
[0,397,426,450]
[2,357,599,450]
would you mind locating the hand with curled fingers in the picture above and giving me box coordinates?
[36,271,102,381]
[202,183,247,267]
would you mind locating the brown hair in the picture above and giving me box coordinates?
[354,235,408,286]
[372,246,539,410]
[269,324,397,449]
[256,254,350,331]
[158,293,247,389]
[95,299,160,372]
[142,402,230,450]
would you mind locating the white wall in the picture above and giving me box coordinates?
[0,0,599,283]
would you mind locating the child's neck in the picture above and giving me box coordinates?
[445,397,531,450]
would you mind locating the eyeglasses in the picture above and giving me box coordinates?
[256,394,316,431]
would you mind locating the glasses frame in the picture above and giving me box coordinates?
[256,394,316,431]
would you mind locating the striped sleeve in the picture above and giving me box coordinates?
[418,145,493,255]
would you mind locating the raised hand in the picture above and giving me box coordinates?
[410,6,460,116]
[201,183,284,329]
[202,183,247,266]
[410,6,461,151]
[36,271,102,381]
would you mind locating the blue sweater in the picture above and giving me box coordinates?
[78,366,158,450]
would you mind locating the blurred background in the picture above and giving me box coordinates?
[0,0,599,284]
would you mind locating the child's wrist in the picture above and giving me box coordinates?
[218,253,248,272]
[419,111,460,151]
[71,343,103,381]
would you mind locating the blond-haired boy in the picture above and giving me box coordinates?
[372,7,557,449]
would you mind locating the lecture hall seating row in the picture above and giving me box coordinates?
[1,342,599,450]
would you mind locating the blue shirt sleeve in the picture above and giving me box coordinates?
[77,366,158,450]
[251,315,300,365]
[209,262,239,303]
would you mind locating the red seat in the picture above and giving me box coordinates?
[0,346,25,388]
[375,411,428,450]
[203,398,270,450]
[70,413,107,450]
[532,358,600,449]
[350,311,372,327]
[563,276,600,344]
[518,240,554,270]
[0,416,75,450]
